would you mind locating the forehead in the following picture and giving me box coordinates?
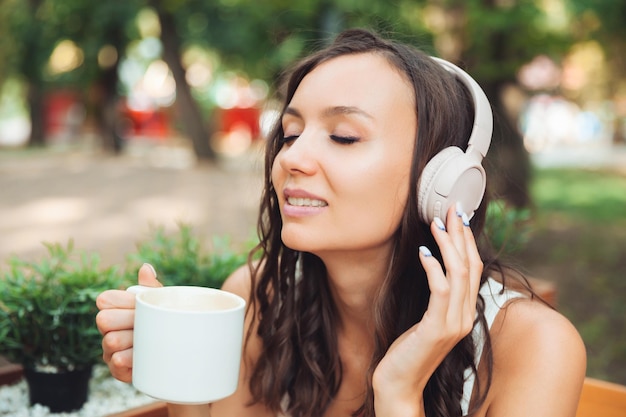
[288,52,415,119]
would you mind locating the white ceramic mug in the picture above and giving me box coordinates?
[127,285,246,404]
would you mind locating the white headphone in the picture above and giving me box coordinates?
[417,57,493,225]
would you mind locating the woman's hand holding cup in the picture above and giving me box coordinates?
[96,263,162,383]
[97,263,246,405]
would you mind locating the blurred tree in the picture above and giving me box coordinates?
[167,0,541,204]
[568,0,626,78]
[416,0,571,207]
[149,0,215,159]
[2,0,622,170]
[0,0,57,146]
[0,0,142,151]
[75,2,143,153]
[143,0,429,159]
[567,0,626,143]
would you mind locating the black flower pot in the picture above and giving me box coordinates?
[23,365,93,413]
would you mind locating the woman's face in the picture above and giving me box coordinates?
[271,52,417,257]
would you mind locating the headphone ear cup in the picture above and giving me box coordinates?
[417,147,486,225]
[418,147,462,224]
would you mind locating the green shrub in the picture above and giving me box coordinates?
[125,223,253,288]
[484,199,532,255]
[0,241,126,371]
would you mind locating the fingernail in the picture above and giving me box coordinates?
[462,212,470,227]
[434,217,446,231]
[456,202,464,217]
[143,263,157,278]
[419,246,432,257]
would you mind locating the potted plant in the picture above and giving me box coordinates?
[0,240,127,413]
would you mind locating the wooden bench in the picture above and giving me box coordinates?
[576,377,626,417]
[2,364,625,416]
[107,402,168,417]
[109,376,626,417]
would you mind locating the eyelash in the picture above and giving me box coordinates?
[330,134,359,144]
[279,134,359,145]
[280,135,298,144]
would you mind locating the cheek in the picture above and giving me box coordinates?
[270,157,284,192]
[371,146,413,222]
[339,154,412,231]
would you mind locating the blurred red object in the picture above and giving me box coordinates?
[44,90,83,138]
[118,99,169,140]
[219,106,261,140]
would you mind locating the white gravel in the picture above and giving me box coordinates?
[0,366,156,417]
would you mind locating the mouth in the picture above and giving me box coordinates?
[287,197,328,207]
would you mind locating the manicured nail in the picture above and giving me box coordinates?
[419,246,432,257]
[434,217,446,231]
[462,212,470,227]
[143,263,157,278]
[456,202,464,217]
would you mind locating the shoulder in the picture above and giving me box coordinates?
[220,261,262,353]
[221,262,255,300]
[211,262,276,416]
[486,296,587,416]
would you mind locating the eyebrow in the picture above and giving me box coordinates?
[283,105,374,121]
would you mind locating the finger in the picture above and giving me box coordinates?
[138,263,162,287]
[431,211,472,334]
[430,213,463,270]
[431,213,468,309]
[418,245,450,326]
[96,289,136,310]
[450,203,473,313]
[108,348,134,383]
[102,329,134,361]
[449,203,472,315]
[448,202,469,263]
[96,308,135,335]
[461,216,483,311]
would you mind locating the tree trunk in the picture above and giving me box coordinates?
[94,36,124,154]
[464,0,532,208]
[25,0,45,148]
[475,13,531,208]
[27,83,46,147]
[156,7,215,160]
[481,80,531,208]
[426,0,531,208]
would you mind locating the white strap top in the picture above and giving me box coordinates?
[460,278,525,415]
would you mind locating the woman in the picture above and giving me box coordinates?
[96,29,586,417]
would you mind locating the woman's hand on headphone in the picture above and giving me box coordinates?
[372,203,483,415]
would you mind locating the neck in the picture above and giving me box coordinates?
[316,245,394,331]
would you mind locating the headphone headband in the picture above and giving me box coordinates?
[416,57,493,224]
[430,57,493,158]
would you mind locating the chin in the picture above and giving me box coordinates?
[280,229,321,253]
[280,234,309,252]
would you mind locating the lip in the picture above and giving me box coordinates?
[281,188,328,217]
[284,188,326,200]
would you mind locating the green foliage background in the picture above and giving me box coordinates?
[0,227,252,372]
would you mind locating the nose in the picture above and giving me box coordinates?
[276,131,319,175]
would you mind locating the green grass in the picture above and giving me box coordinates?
[530,169,626,224]
[516,168,626,385]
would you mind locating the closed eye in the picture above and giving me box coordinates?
[280,135,299,144]
[330,134,359,145]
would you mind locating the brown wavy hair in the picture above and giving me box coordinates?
[246,28,499,417]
